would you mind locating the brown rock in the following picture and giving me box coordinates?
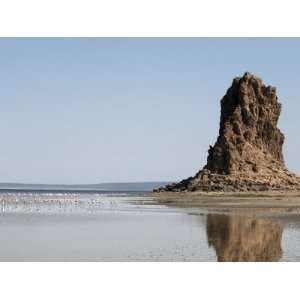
[156,72,300,192]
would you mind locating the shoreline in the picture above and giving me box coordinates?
[149,190,300,210]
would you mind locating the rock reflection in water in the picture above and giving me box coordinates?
[206,214,283,262]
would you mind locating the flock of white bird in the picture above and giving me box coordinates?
[0,192,152,214]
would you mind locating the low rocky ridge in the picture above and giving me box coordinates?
[155,72,300,192]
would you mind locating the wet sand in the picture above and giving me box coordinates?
[151,190,300,211]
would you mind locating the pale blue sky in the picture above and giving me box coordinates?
[0,38,299,184]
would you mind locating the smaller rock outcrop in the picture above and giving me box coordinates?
[155,72,300,192]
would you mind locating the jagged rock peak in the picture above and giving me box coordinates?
[205,71,284,175]
[155,72,300,192]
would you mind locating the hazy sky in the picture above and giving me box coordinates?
[0,38,299,184]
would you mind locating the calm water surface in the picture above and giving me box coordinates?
[0,191,299,261]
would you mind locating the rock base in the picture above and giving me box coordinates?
[155,168,300,193]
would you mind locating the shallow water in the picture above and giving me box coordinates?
[0,191,299,261]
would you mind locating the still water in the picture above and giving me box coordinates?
[0,191,299,261]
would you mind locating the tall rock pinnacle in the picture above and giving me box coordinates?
[156,72,300,192]
[206,71,284,175]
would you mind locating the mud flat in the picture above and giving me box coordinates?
[151,190,300,211]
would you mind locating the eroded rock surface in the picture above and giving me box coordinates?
[156,72,300,192]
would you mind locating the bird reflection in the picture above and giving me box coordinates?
[206,214,283,262]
